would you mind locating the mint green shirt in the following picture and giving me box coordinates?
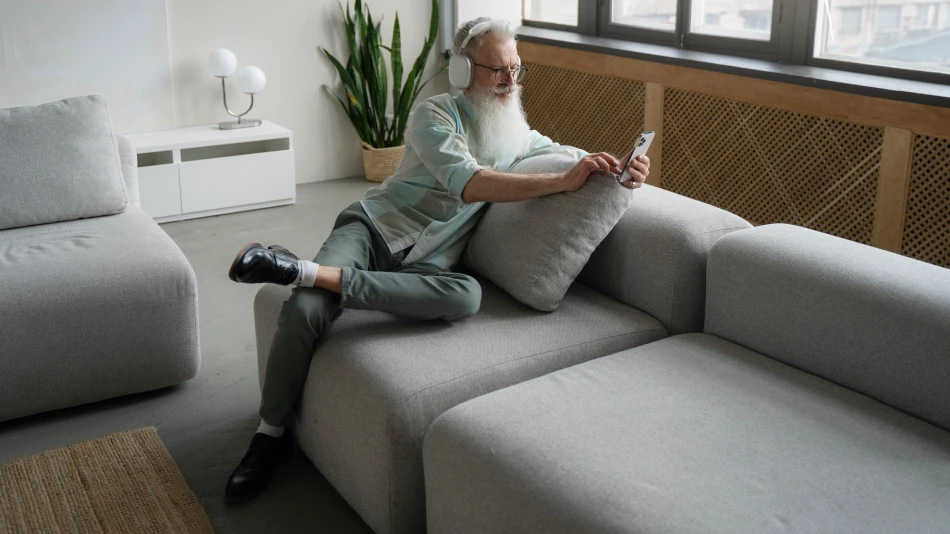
[360,92,584,271]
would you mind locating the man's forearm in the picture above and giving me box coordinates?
[461,169,566,203]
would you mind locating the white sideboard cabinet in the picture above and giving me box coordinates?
[125,121,295,222]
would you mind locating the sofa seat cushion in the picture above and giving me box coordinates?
[254,281,667,534]
[0,207,200,422]
[424,333,950,534]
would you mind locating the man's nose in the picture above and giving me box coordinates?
[499,70,515,86]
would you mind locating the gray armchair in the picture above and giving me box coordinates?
[0,96,200,422]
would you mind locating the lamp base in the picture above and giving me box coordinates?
[218,119,262,130]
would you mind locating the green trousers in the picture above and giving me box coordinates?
[259,202,481,426]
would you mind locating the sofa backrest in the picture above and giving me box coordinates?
[578,185,751,334]
[0,95,128,230]
[705,224,950,431]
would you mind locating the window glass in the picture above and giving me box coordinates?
[611,0,678,31]
[524,0,578,26]
[840,7,863,34]
[815,0,950,74]
[913,4,939,28]
[689,0,773,40]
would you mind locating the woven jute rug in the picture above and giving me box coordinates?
[0,427,214,533]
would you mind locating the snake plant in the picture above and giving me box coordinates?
[322,0,444,148]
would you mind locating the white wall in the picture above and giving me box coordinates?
[165,0,449,183]
[0,0,174,133]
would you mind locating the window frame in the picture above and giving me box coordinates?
[521,0,950,86]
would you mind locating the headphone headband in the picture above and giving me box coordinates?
[460,21,492,52]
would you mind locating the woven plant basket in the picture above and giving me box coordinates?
[361,142,405,183]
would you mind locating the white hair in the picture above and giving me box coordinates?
[453,17,515,55]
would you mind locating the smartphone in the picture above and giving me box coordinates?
[617,131,655,184]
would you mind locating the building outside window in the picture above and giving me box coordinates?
[914,3,939,28]
[840,7,864,34]
[876,5,903,31]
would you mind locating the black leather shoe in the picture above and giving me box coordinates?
[266,244,299,260]
[228,243,300,285]
[224,431,294,502]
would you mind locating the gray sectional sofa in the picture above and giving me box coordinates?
[0,96,200,422]
[254,184,751,534]
[425,224,950,533]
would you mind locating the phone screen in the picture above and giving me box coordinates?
[618,131,655,184]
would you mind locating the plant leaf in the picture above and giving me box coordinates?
[389,13,403,144]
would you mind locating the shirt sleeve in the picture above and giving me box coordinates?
[522,129,588,160]
[405,101,482,200]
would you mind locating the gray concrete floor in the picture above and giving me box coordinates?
[0,178,377,534]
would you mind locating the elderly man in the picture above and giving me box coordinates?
[223,16,650,501]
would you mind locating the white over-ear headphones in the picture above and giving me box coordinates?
[448,21,490,90]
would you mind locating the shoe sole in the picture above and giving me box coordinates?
[228,242,259,282]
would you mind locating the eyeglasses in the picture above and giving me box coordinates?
[473,63,528,84]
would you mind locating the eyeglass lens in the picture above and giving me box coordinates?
[496,67,527,83]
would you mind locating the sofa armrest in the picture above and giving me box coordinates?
[117,134,140,207]
[578,185,750,334]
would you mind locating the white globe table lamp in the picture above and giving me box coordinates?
[208,48,265,129]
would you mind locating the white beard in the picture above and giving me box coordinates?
[467,84,530,163]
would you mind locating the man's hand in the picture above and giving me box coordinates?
[560,152,622,192]
[619,153,651,189]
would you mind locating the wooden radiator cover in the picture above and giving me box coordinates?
[662,87,884,244]
[521,63,887,246]
[521,62,645,159]
[903,135,950,268]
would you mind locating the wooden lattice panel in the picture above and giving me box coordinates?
[521,63,645,158]
[663,88,884,244]
[902,135,950,268]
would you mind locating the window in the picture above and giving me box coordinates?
[814,0,950,75]
[524,0,579,27]
[522,0,950,81]
[611,0,678,31]
[839,7,863,34]
[597,0,777,49]
[690,0,773,40]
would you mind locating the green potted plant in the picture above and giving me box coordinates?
[322,0,443,182]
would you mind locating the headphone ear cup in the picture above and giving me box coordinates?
[448,53,474,90]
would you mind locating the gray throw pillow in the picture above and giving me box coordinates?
[0,95,128,230]
[463,148,635,311]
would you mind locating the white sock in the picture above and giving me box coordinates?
[295,260,319,287]
[257,420,285,438]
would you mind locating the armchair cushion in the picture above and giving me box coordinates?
[0,95,128,230]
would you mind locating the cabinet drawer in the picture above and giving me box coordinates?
[138,164,182,218]
[178,150,295,213]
